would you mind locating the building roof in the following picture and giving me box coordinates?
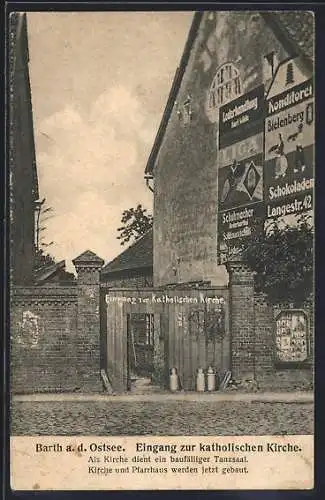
[144,12,203,176]
[72,250,104,265]
[34,260,65,284]
[101,230,153,275]
[261,11,314,64]
[144,10,314,176]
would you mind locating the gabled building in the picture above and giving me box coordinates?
[145,11,314,288]
[101,229,153,288]
[10,12,39,285]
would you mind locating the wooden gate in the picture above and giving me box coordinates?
[101,287,229,393]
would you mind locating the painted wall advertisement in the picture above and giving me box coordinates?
[217,57,314,264]
[264,57,314,224]
[217,85,265,265]
[219,84,265,149]
[275,310,309,363]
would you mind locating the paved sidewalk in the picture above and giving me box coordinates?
[12,391,314,403]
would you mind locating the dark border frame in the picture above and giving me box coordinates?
[3,2,324,500]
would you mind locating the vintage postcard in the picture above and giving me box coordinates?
[9,9,314,491]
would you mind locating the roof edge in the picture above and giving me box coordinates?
[145,11,203,175]
[145,11,314,177]
[261,12,314,73]
[101,265,153,276]
[101,228,153,273]
[34,260,66,284]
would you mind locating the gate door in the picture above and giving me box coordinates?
[105,296,127,393]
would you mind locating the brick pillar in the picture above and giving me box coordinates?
[72,250,104,392]
[226,260,255,381]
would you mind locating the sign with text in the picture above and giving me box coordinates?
[217,132,264,265]
[264,57,314,223]
[219,85,265,149]
[218,203,264,265]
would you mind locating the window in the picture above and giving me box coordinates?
[131,313,154,345]
[208,62,242,110]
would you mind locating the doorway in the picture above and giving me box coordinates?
[127,313,154,390]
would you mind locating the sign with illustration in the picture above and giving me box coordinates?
[264,57,314,222]
[219,85,265,149]
[218,151,263,210]
[217,131,264,264]
[275,310,309,363]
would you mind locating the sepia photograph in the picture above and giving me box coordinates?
[8,9,314,490]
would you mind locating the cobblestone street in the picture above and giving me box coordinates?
[11,400,313,436]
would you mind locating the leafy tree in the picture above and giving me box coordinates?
[117,204,153,246]
[241,214,313,306]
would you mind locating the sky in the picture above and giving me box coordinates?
[27,12,193,271]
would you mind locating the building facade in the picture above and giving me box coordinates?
[142,11,314,390]
[145,11,314,288]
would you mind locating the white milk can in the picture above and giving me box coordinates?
[196,367,205,392]
[169,367,179,392]
[207,366,216,392]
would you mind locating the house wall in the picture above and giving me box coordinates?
[153,12,293,287]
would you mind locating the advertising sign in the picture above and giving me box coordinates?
[219,85,265,149]
[264,58,314,223]
[275,310,309,363]
[218,201,264,264]
[217,84,265,265]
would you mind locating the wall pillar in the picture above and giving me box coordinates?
[227,260,255,381]
[73,250,104,392]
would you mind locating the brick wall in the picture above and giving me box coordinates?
[254,295,314,391]
[227,260,313,391]
[11,250,104,394]
[73,251,104,392]
[11,249,313,393]
[227,262,255,380]
[11,286,79,393]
